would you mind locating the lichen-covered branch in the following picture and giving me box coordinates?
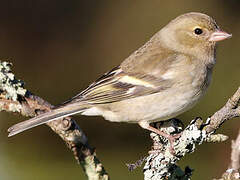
[0,61,109,180]
[142,87,240,180]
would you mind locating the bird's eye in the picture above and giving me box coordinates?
[194,28,203,35]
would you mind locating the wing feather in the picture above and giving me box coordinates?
[62,66,170,105]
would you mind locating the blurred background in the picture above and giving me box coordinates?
[0,0,239,179]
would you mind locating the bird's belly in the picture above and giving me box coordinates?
[90,86,205,123]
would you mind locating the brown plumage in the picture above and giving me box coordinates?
[8,12,231,145]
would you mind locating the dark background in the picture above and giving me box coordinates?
[0,0,239,179]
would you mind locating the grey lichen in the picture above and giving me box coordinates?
[81,155,109,180]
[143,118,227,180]
[174,120,207,156]
[0,61,26,101]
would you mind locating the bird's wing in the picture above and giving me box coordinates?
[8,66,172,137]
[62,66,171,105]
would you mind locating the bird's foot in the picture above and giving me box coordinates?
[148,131,182,155]
[151,132,182,155]
[166,133,182,155]
[139,121,183,155]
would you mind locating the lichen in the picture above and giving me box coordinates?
[8,103,22,113]
[81,155,109,180]
[143,118,226,180]
[0,61,26,101]
[175,121,207,156]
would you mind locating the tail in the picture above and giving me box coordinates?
[8,102,88,137]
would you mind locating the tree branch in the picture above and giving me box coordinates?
[213,129,240,180]
[0,61,109,180]
[230,130,240,171]
[2,60,240,180]
[142,87,240,180]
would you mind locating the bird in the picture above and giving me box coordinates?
[8,12,231,146]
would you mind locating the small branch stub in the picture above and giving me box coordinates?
[214,130,240,180]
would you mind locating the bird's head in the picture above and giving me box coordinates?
[159,12,232,61]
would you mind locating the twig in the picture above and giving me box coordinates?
[0,61,109,180]
[213,130,240,180]
[230,130,240,171]
[205,87,240,134]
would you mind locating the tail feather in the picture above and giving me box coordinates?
[8,103,88,137]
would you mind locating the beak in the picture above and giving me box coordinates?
[209,30,232,42]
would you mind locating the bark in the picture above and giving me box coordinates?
[0,61,109,180]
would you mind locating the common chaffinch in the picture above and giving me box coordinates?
[8,12,232,146]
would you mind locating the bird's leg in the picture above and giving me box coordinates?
[138,121,181,154]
